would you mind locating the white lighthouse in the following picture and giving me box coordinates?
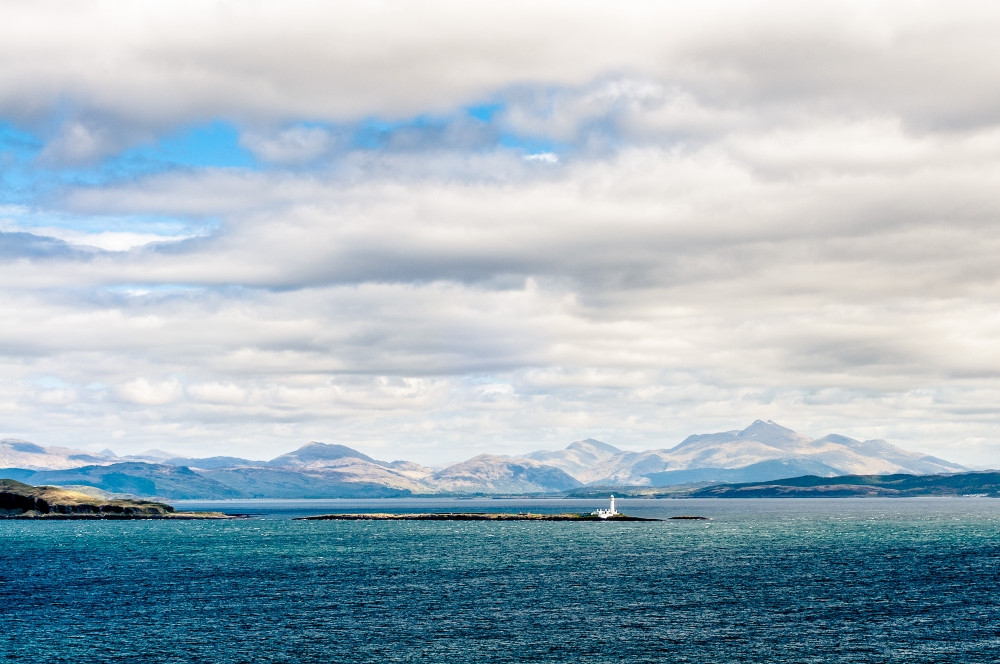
[592,495,619,519]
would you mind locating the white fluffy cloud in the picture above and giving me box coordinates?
[117,377,184,406]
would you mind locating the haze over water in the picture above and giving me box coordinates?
[4,498,1000,663]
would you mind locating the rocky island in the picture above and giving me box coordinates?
[0,479,230,519]
[297,495,663,521]
[297,512,661,521]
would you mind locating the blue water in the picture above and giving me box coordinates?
[3,498,1000,663]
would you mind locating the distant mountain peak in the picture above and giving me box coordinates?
[523,438,623,480]
[673,420,803,451]
[268,441,375,467]
[566,439,621,454]
[741,419,794,435]
[735,420,811,450]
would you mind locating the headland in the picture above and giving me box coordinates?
[0,478,231,519]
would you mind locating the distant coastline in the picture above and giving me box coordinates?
[1,421,976,501]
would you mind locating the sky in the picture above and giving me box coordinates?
[2,0,1000,466]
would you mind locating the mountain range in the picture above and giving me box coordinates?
[0,420,970,500]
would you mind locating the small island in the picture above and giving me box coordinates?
[0,479,230,519]
[297,512,661,521]
[297,495,663,522]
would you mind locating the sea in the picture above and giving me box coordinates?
[3,497,1000,663]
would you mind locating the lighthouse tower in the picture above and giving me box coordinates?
[592,494,619,519]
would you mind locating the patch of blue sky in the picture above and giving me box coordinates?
[0,121,42,158]
[113,120,258,176]
[466,102,504,123]
[0,122,44,203]
[1,119,260,209]
[145,120,256,169]
[497,132,568,156]
[0,171,35,205]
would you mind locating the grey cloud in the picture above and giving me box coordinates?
[2,2,1000,143]
[239,126,340,165]
[497,79,745,151]
[675,6,1000,132]
[237,118,498,166]
[20,131,1000,315]
[0,231,103,260]
[36,118,151,166]
[48,136,998,300]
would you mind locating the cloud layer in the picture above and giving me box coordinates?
[1,1,999,464]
